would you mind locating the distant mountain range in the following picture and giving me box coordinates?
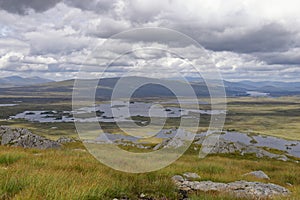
[0,76,300,98]
[0,76,53,88]
[223,80,300,96]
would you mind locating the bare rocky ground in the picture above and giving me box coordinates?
[0,126,293,199]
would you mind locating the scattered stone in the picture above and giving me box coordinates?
[72,148,87,152]
[0,126,61,149]
[276,156,288,162]
[153,143,161,151]
[172,175,184,183]
[243,170,270,180]
[84,131,296,162]
[187,181,227,191]
[57,136,77,143]
[183,172,201,180]
[139,193,146,198]
[153,137,184,150]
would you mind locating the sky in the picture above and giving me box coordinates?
[0,0,300,81]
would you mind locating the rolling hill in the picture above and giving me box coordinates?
[0,76,53,88]
[0,76,300,98]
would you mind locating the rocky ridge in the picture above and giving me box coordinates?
[0,126,61,149]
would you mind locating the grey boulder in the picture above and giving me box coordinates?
[243,170,270,180]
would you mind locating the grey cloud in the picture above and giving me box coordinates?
[85,18,131,38]
[0,0,61,14]
[256,49,300,65]
[64,0,117,14]
[0,0,117,15]
[178,23,295,54]
[177,23,299,68]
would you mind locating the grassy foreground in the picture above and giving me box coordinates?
[0,143,299,200]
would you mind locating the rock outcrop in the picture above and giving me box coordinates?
[172,175,290,199]
[0,126,61,149]
[85,131,295,162]
[195,138,289,161]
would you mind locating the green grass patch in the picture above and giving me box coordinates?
[0,177,27,199]
[0,153,23,166]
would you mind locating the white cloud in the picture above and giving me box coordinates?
[0,0,300,81]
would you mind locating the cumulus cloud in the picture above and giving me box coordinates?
[25,28,90,55]
[0,0,299,81]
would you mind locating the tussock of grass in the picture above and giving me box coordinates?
[0,177,27,199]
[197,164,225,175]
[0,153,23,166]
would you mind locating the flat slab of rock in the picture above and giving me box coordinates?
[173,176,290,199]
[243,170,270,180]
[227,181,289,199]
[0,126,61,149]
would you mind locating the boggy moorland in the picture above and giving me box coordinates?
[0,94,300,199]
